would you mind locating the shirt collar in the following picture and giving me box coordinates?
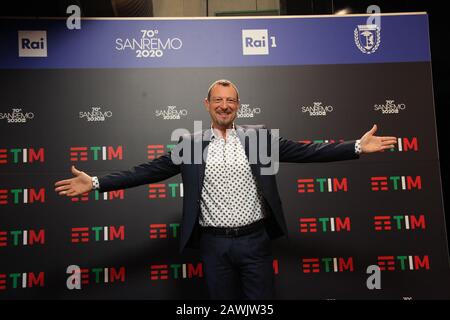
[210,123,236,141]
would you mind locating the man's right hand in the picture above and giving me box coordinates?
[54,165,93,197]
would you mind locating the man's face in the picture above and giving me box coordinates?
[204,84,239,129]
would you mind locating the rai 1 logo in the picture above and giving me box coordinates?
[242,29,277,55]
[354,5,381,54]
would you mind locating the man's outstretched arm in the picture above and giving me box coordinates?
[54,152,181,197]
[278,124,397,163]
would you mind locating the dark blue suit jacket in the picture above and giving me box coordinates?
[98,125,359,252]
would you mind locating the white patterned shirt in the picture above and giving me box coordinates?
[199,125,265,227]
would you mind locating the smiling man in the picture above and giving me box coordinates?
[55,79,397,299]
[205,80,240,136]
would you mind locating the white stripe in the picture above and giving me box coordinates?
[398,138,402,151]
[104,192,108,200]
[22,273,27,288]
[23,148,27,163]
[23,230,27,245]
[405,215,410,230]
[104,227,108,241]
[104,268,108,283]
[180,183,184,197]
[102,146,106,160]
[328,178,332,192]
[333,258,338,272]
[409,256,414,270]
[330,218,335,232]
[401,176,406,190]
[24,189,28,204]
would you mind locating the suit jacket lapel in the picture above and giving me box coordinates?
[236,125,261,180]
[197,129,211,195]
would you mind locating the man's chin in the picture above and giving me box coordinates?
[214,118,234,127]
[217,121,232,127]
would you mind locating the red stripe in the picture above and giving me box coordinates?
[72,227,89,231]
[70,147,88,151]
[303,258,319,262]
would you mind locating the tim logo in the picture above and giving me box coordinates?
[149,223,180,239]
[242,29,276,55]
[299,217,351,233]
[0,272,45,290]
[150,263,203,280]
[0,147,44,164]
[148,183,183,199]
[302,257,354,273]
[377,255,430,271]
[297,177,348,193]
[147,144,175,160]
[18,31,47,57]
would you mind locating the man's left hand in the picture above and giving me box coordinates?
[359,124,397,154]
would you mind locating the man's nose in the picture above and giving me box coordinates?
[218,101,229,108]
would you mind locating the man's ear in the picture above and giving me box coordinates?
[203,98,210,111]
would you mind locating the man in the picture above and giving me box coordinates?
[55,79,397,299]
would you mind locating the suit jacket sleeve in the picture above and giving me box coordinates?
[278,137,360,163]
[98,152,181,192]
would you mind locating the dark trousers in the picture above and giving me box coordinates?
[199,226,275,300]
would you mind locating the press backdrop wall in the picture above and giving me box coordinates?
[1,13,449,299]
